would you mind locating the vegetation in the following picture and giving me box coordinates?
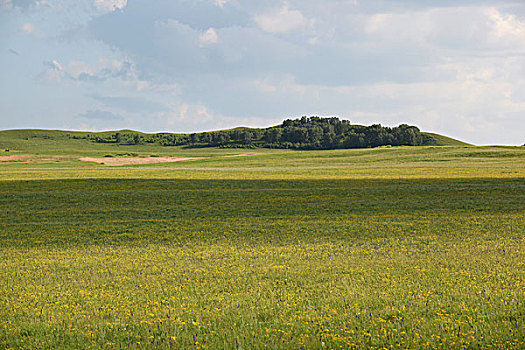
[0,132,523,349]
[59,117,462,149]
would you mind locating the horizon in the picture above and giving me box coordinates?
[2,1,525,146]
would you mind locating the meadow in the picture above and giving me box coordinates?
[0,133,524,349]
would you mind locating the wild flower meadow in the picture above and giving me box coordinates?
[0,145,524,349]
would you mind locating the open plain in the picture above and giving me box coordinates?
[0,131,524,349]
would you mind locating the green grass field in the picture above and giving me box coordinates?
[0,131,524,349]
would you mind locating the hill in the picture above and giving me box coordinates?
[0,117,469,151]
[421,132,471,146]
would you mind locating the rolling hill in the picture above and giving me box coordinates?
[0,118,471,152]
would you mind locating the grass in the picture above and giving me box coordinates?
[0,128,469,158]
[421,132,471,146]
[0,131,524,349]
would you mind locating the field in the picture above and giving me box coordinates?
[0,131,524,349]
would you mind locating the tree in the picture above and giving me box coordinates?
[264,128,282,143]
[190,133,199,144]
[114,133,122,144]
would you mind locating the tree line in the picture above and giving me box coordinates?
[79,116,426,149]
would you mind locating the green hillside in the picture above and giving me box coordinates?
[422,132,472,146]
[0,119,470,153]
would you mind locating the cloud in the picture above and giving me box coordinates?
[486,7,525,45]
[69,58,135,82]
[214,0,229,8]
[3,0,525,144]
[78,109,123,120]
[363,6,525,52]
[37,57,139,84]
[254,3,313,33]
[36,55,180,98]
[199,28,218,46]
[2,0,55,11]
[22,22,35,33]
[38,59,65,82]
[160,102,281,133]
[164,103,214,130]
[94,0,127,13]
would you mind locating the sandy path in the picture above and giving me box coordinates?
[79,156,204,166]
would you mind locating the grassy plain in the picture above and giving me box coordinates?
[0,132,524,349]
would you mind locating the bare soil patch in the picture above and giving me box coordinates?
[79,156,204,166]
[0,155,29,162]
[1,156,74,163]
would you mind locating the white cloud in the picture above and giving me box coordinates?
[161,101,284,132]
[163,103,215,131]
[94,0,127,13]
[363,6,525,52]
[22,22,35,33]
[39,59,65,82]
[486,7,525,45]
[199,28,218,46]
[365,13,392,33]
[214,0,229,7]
[254,3,313,33]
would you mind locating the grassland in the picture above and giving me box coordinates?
[0,131,524,349]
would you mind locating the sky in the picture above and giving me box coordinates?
[1,0,525,145]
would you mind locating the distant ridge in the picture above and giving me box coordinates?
[0,117,471,150]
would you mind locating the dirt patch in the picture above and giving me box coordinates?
[1,156,73,164]
[223,153,262,157]
[79,156,205,166]
[0,155,29,162]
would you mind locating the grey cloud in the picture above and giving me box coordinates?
[69,60,137,83]
[78,109,124,120]
[90,9,308,82]
[101,62,134,80]
[76,72,105,82]
[93,0,251,31]
[87,0,467,89]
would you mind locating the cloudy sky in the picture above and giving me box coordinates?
[1,0,524,145]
